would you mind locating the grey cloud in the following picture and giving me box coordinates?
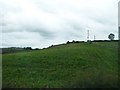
[2,26,55,39]
[27,28,55,39]
[67,21,84,31]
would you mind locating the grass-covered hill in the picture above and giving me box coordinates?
[2,41,118,88]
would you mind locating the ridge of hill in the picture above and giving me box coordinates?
[1,40,119,54]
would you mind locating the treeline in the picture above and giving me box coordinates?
[1,47,39,54]
[1,40,119,54]
[66,40,85,44]
[48,40,119,48]
[92,40,119,42]
[66,40,119,43]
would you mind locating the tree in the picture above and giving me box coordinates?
[35,48,39,50]
[72,40,75,43]
[66,41,70,44]
[108,33,115,40]
[24,47,32,50]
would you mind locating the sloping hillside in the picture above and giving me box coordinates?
[2,41,118,88]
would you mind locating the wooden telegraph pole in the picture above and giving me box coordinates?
[94,35,96,41]
[87,30,89,41]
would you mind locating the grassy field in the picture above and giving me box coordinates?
[2,41,118,88]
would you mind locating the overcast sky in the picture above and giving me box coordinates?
[0,0,119,48]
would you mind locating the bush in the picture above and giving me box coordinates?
[67,41,70,44]
[24,47,32,50]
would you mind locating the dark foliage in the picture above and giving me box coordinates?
[2,47,32,54]
[24,47,32,50]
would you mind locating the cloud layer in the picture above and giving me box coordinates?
[1,0,119,48]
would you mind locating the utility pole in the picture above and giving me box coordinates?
[94,35,96,41]
[87,30,89,41]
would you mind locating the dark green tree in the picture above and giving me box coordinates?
[108,33,115,40]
